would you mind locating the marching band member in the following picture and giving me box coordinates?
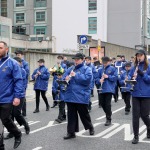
[129,50,150,144]
[0,41,22,149]
[32,59,50,113]
[15,50,29,117]
[114,55,125,102]
[50,55,67,108]
[85,56,97,111]
[95,56,117,126]
[93,57,102,108]
[119,62,132,115]
[53,70,66,123]
[4,57,30,140]
[63,53,95,139]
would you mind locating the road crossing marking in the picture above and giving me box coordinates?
[32,147,42,150]
[96,106,125,120]
[30,121,67,134]
[4,121,40,133]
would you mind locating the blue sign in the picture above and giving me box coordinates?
[79,35,88,44]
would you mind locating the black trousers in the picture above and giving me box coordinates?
[66,102,93,134]
[99,93,112,120]
[52,91,58,105]
[22,88,27,116]
[95,84,101,106]
[58,101,66,120]
[22,97,26,116]
[122,92,131,112]
[0,120,4,150]
[132,97,150,136]
[35,89,49,109]
[0,103,21,138]
[12,98,28,126]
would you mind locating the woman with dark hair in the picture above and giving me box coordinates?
[129,49,150,144]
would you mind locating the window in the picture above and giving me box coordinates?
[16,0,24,7]
[147,18,150,37]
[34,26,46,34]
[12,26,26,35]
[0,25,10,38]
[16,13,25,23]
[36,11,46,22]
[88,0,97,12]
[1,0,7,17]
[34,0,46,8]
[88,17,97,34]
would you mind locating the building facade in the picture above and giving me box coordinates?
[1,0,150,53]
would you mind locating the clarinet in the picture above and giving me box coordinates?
[132,59,140,80]
[129,59,140,91]
[97,67,105,93]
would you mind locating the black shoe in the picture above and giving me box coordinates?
[46,105,50,111]
[105,120,111,126]
[89,127,95,135]
[125,111,129,115]
[99,105,102,108]
[64,133,76,140]
[4,133,14,140]
[132,136,139,144]
[55,118,62,123]
[24,123,30,134]
[147,127,150,138]
[33,109,39,113]
[91,95,94,97]
[14,134,22,149]
[51,103,57,108]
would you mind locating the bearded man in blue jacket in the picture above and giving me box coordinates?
[0,41,23,149]
[63,53,94,140]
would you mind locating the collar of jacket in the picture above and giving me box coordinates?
[0,55,9,62]
[87,63,91,66]
[103,64,110,69]
[75,62,84,69]
[39,65,45,68]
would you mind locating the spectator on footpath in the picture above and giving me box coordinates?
[63,53,95,140]
[15,50,29,117]
[0,41,22,149]
[4,57,30,140]
[32,59,50,113]
[129,50,150,144]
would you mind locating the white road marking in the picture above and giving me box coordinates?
[32,147,42,150]
[96,106,125,120]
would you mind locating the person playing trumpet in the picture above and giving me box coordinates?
[129,50,150,144]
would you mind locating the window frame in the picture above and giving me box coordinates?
[15,12,26,24]
[34,0,47,8]
[88,0,97,13]
[14,0,26,8]
[34,26,47,35]
[88,17,97,34]
[35,10,47,23]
